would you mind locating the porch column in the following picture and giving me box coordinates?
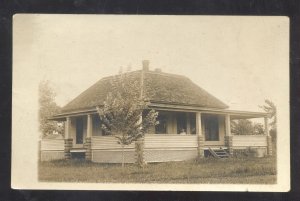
[264,117,272,156]
[196,112,204,158]
[186,113,191,134]
[224,114,233,156]
[87,114,92,138]
[64,117,73,160]
[84,114,92,161]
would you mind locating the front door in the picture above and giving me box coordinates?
[204,115,219,141]
[76,117,84,145]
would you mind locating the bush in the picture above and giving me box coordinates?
[233,147,256,158]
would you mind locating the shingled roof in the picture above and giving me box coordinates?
[61,69,228,113]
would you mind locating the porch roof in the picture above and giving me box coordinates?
[148,102,269,119]
[50,102,268,121]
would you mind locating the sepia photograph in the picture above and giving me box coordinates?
[11,14,289,191]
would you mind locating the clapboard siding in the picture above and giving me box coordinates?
[91,136,135,163]
[144,134,198,148]
[232,135,267,147]
[41,139,65,151]
[144,134,198,162]
[41,151,65,161]
[91,136,135,150]
[144,149,197,162]
[92,150,135,163]
[90,135,198,163]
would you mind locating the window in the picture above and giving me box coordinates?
[204,115,219,141]
[177,112,187,134]
[155,114,167,134]
[190,113,196,134]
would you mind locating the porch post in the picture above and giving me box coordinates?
[196,112,204,158]
[224,114,233,156]
[264,117,272,156]
[87,114,92,138]
[84,114,92,161]
[64,117,73,160]
[186,113,191,134]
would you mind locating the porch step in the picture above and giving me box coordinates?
[208,147,229,158]
[70,148,86,153]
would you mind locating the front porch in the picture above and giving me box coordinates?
[40,109,272,162]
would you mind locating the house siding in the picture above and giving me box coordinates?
[90,135,198,163]
[144,135,198,162]
[91,136,135,163]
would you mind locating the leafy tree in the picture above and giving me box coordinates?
[231,119,254,135]
[259,99,277,141]
[97,73,158,167]
[253,123,265,135]
[231,120,265,135]
[259,99,277,129]
[39,80,63,138]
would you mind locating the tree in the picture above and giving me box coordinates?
[231,120,265,135]
[259,99,277,141]
[231,119,254,135]
[39,80,62,138]
[97,73,158,167]
[253,123,265,135]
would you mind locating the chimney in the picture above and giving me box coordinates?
[142,60,150,71]
[154,68,162,73]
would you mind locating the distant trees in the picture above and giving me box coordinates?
[97,73,158,167]
[231,119,264,135]
[231,99,277,138]
[39,80,63,138]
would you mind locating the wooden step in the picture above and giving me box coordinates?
[208,147,229,158]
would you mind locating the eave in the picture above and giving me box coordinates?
[49,102,268,121]
[148,102,269,119]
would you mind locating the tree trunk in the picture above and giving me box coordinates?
[122,144,125,168]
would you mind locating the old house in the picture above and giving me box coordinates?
[41,60,272,163]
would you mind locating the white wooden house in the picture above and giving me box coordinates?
[40,61,272,162]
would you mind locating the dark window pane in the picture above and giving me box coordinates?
[190,113,196,134]
[177,112,187,134]
[155,114,167,134]
[76,117,84,144]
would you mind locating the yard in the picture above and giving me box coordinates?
[38,156,276,184]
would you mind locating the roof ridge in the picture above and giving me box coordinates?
[100,70,143,81]
[99,69,188,81]
[61,68,228,113]
[144,70,189,79]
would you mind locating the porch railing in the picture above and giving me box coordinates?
[40,139,65,161]
[232,135,268,148]
[144,134,198,149]
[40,139,65,151]
[90,134,198,163]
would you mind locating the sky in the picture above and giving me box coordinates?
[13,14,289,112]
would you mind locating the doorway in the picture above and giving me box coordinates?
[204,114,219,141]
[76,117,84,144]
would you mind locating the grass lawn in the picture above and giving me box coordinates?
[38,156,276,184]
